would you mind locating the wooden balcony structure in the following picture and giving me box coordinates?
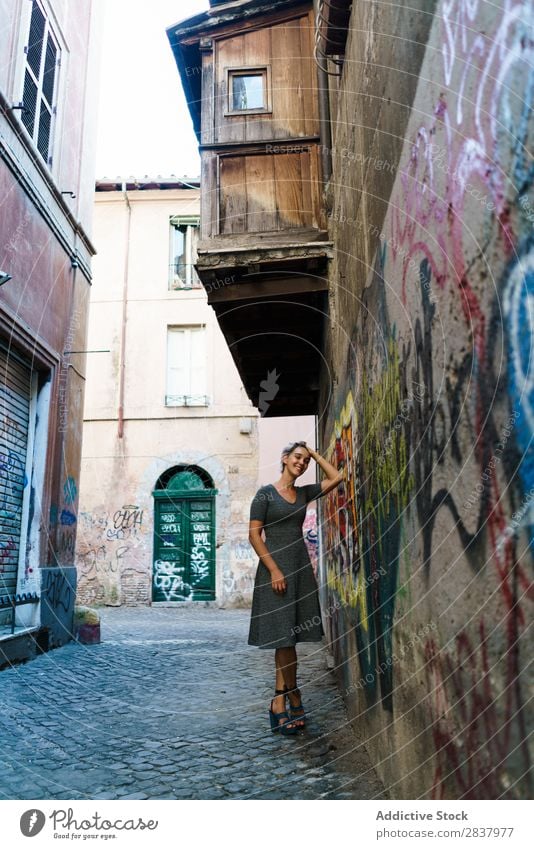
[167,0,331,415]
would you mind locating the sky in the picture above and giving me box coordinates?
[95,0,209,180]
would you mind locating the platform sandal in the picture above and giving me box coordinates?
[286,685,306,728]
[269,688,298,735]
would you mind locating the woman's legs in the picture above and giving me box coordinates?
[271,647,293,716]
[276,646,297,690]
[273,647,304,727]
[275,646,305,728]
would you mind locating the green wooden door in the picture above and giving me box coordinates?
[152,472,216,602]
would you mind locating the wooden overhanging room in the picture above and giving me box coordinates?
[167,0,332,416]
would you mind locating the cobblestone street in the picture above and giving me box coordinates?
[0,607,386,800]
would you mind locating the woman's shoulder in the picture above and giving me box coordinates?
[251,484,273,499]
[297,481,323,500]
[250,484,274,519]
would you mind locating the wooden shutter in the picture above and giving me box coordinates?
[167,327,207,403]
[167,328,188,398]
[21,1,59,164]
[189,327,206,398]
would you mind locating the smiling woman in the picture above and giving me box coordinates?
[247,440,343,735]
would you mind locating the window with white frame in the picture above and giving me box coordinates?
[169,216,201,290]
[166,326,208,406]
[20,0,61,166]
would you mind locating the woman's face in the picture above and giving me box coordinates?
[284,446,311,477]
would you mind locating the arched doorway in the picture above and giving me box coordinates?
[152,466,217,602]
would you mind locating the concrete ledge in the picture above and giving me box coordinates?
[151,601,221,609]
[0,627,46,670]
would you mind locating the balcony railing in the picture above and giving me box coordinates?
[169,264,203,291]
[165,394,210,407]
[314,0,352,76]
[0,591,40,635]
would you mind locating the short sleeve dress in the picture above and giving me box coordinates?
[248,482,324,649]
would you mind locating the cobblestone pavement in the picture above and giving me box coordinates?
[0,607,387,800]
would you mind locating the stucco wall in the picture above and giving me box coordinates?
[0,0,101,647]
[319,0,533,799]
[0,0,102,233]
[76,189,260,608]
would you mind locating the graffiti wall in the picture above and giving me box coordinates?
[321,0,533,798]
[75,448,258,608]
[76,504,148,606]
[40,567,77,649]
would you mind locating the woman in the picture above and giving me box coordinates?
[248,441,343,734]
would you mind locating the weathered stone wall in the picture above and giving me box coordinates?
[76,421,259,608]
[319,0,533,798]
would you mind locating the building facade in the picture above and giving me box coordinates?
[169,0,533,798]
[0,0,101,666]
[75,179,260,608]
[168,0,330,416]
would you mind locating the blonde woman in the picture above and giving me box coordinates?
[248,441,343,734]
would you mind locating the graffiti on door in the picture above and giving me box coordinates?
[153,499,215,601]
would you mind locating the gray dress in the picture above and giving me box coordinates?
[248,482,324,649]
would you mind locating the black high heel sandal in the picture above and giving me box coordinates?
[286,685,306,728]
[269,688,298,735]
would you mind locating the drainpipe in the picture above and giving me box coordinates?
[317,64,333,184]
[315,0,333,184]
[117,182,131,439]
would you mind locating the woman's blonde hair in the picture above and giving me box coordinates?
[280,441,309,472]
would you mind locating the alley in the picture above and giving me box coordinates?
[0,608,386,800]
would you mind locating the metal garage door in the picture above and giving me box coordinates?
[0,345,31,617]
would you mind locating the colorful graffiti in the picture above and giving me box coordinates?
[322,0,533,796]
[0,536,16,573]
[63,476,77,505]
[323,252,415,710]
[503,243,534,529]
[424,616,532,799]
[303,508,318,574]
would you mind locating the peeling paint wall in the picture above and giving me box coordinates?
[320,0,533,799]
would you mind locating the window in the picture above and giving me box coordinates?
[232,75,263,110]
[166,326,208,406]
[20,0,60,165]
[169,216,201,290]
[226,67,271,115]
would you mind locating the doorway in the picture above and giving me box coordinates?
[152,467,217,602]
